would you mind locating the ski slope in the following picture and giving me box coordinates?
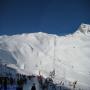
[0,23,90,90]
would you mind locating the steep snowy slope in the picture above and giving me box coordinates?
[0,23,90,89]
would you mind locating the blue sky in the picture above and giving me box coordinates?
[0,0,90,35]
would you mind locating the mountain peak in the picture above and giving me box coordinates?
[79,23,90,34]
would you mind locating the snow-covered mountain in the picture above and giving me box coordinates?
[0,23,90,89]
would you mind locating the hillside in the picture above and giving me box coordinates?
[0,23,90,90]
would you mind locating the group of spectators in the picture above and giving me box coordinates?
[0,73,33,90]
[0,73,55,90]
[0,63,75,90]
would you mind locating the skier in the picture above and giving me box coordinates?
[31,83,36,90]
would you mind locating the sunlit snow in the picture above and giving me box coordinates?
[0,23,90,89]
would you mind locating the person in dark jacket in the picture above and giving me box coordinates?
[31,83,36,90]
[16,78,24,90]
[3,77,8,90]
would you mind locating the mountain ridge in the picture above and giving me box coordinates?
[0,24,90,89]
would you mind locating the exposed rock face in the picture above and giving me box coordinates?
[79,23,90,34]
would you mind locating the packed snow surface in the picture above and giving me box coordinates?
[0,23,90,89]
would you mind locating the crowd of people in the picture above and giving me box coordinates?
[0,73,76,90]
[0,64,76,90]
[0,73,29,90]
[0,73,57,90]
